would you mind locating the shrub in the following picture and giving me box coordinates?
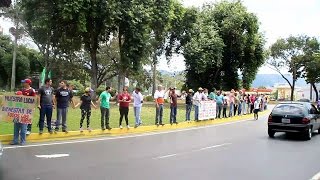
[145,95,154,102]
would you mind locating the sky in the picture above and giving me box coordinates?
[1,0,319,74]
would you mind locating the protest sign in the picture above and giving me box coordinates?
[199,101,216,120]
[0,95,36,124]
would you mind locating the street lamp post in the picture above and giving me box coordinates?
[10,0,18,91]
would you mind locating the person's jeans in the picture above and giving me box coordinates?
[229,102,234,117]
[119,107,129,126]
[134,106,142,126]
[13,122,27,144]
[238,103,242,115]
[186,104,192,121]
[155,104,164,124]
[170,106,177,124]
[39,105,53,131]
[100,107,110,129]
[216,104,223,118]
[194,105,199,120]
[56,108,68,131]
[242,102,247,114]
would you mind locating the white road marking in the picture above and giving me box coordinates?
[3,117,256,150]
[35,154,69,159]
[194,143,232,152]
[153,154,178,159]
[311,171,320,180]
[153,143,231,160]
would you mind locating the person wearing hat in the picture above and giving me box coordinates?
[154,85,165,126]
[193,87,207,121]
[10,78,36,145]
[37,78,55,134]
[185,89,194,122]
[75,87,97,132]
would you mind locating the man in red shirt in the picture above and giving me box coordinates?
[169,87,178,125]
[10,79,36,145]
[118,87,131,129]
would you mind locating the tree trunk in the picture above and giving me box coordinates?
[291,80,295,101]
[117,72,125,93]
[152,53,157,96]
[90,50,98,99]
[312,83,318,102]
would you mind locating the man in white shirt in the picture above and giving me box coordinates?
[133,87,144,128]
[193,87,207,121]
[154,85,165,125]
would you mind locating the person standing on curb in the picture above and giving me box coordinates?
[10,79,36,145]
[254,98,260,120]
[185,89,193,122]
[98,87,116,130]
[215,90,224,119]
[37,78,55,134]
[228,89,235,117]
[169,87,178,125]
[75,87,97,132]
[118,87,131,129]
[222,93,228,118]
[154,85,165,126]
[133,87,143,128]
[54,80,75,133]
[193,87,206,121]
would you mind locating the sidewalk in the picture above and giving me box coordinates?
[0,111,270,144]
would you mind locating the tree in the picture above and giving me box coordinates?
[268,35,309,101]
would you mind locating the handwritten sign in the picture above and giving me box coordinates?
[0,95,36,124]
[199,101,216,120]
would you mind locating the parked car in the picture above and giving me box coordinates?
[0,141,3,158]
[268,102,320,140]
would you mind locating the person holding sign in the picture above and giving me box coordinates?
[54,80,75,133]
[37,78,55,134]
[75,87,97,132]
[193,87,207,121]
[10,79,36,145]
[118,87,131,129]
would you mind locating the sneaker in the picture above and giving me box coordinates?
[175,122,179,124]
[102,128,106,131]
[156,123,159,126]
[62,129,68,133]
[39,130,43,135]
[49,130,53,134]
[127,125,130,129]
[106,126,112,130]
[54,128,59,133]
[87,128,92,132]
[10,142,18,145]
[80,128,83,132]
[20,142,26,146]
[26,131,31,135]
[134,125,138,128]
[160,123,165,126]
[119,125,123,129]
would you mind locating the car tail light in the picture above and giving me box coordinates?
[302,118,310,124]
[268,115,272,122]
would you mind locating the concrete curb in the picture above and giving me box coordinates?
[0,111,270,144]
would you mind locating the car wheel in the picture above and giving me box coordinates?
[305,127,312,140]
[268,129,275,138]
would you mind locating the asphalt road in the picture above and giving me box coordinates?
[1,111,320,180]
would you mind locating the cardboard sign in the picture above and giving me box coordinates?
[199,101,216,120]
[0,95,36,124]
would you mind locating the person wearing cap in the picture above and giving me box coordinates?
[193,87,207,121]
[54,80,75,133]
[75,87,97,132]
[169,87,179,125]
[185,89,194,122]
[10,79,36,145]
[133,87,144,128]
[154,85,165,126]
[37,78,55,134]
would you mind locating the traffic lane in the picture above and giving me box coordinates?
[0,116,265,180]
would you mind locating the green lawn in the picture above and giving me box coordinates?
[0,103,193,135]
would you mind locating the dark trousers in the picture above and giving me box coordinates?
[216,104,223,118]
[100,107,110,129]
[170,106,177,123]
[250,104,254,114]
[39,105,53,131]
[119,107,129,126]
[186,104,192,121]
[80,109,91,128]
[234,104,238,116]
[27,124,32,132]
[223,107,227,118]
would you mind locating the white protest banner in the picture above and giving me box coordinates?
[199,101,216,120]
[0,95,36,124]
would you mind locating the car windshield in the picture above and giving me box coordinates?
[273,104,306,115]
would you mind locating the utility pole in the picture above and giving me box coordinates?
[10,0,18,91]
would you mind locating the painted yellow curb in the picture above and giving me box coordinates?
[0,111,270,144]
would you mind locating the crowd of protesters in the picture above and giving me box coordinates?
[7,78,268,146]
